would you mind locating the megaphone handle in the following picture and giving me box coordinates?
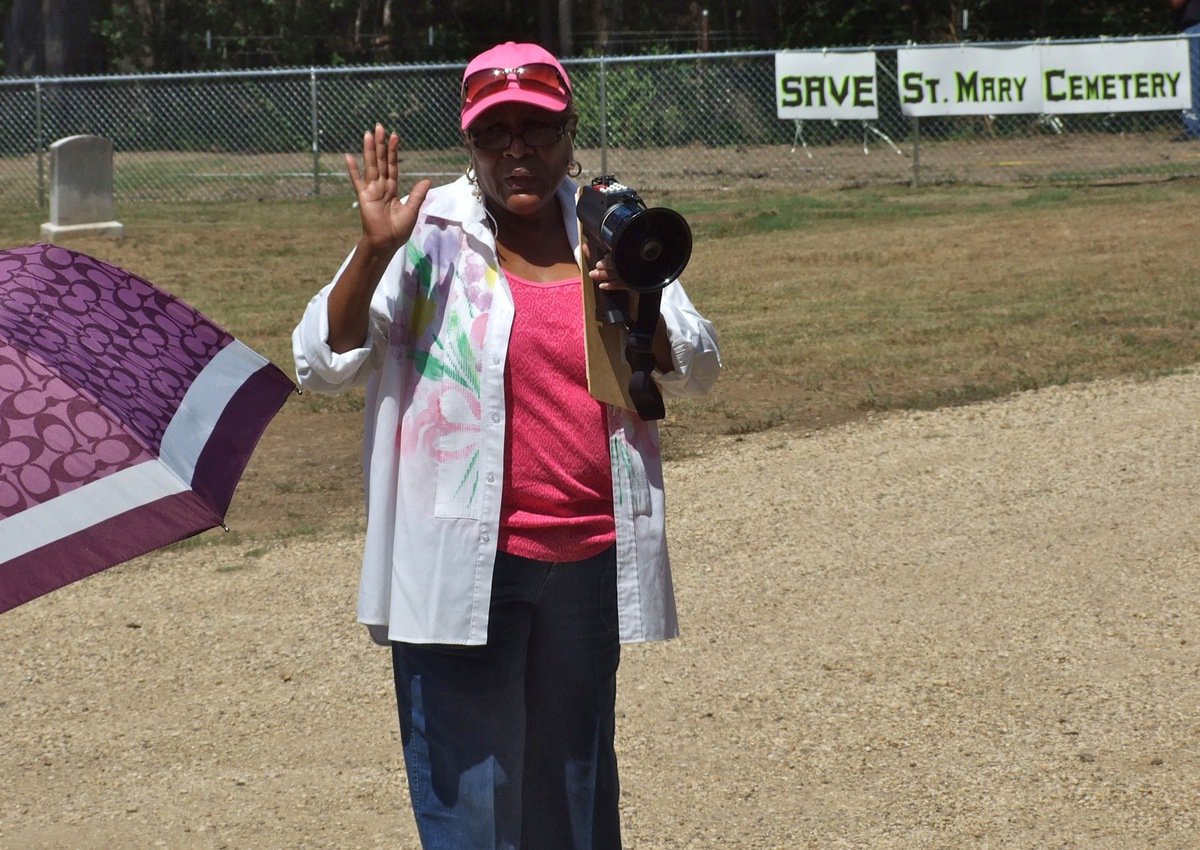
[624,290,665,421]
[596,288,629,325]
[587,234,629,324]
[628,371,666,421]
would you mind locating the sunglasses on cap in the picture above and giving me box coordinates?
[460,63,571,112]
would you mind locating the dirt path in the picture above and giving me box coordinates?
[4,370,1200,849]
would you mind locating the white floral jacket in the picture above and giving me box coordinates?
[292,175,721,645]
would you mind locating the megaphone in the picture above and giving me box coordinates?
[576,176,689,421]
[577,176,692,294]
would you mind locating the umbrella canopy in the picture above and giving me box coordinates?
[0,243,295,612]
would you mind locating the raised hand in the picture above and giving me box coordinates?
[325,125,430,352]
[346,123,431,255]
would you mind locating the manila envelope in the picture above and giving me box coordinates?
[578,212,638,412]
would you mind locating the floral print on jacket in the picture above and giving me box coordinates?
[292,174,721,646]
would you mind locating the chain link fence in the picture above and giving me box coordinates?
[2,39,1199,209]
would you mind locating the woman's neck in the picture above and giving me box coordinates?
[489,200,578,282]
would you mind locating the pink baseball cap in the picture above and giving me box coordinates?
[460,41,573,130]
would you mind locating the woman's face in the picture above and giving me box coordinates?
[467,103,576,220]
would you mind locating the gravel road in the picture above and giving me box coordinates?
[4,370,1200,849]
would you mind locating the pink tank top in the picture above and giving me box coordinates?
[497,271,616,562]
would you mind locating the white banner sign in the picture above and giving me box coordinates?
[775,51,878,120]
[898,45,1040,116]
[1040,40,1189,114]
[897,39,1190,117]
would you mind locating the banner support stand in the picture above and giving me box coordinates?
[910,116,921,188]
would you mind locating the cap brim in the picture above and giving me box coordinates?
[461,88,571,131]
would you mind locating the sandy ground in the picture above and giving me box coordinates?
[4,369,1200,849]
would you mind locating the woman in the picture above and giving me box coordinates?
[292,41,720,850]
[1171,0,1200,139]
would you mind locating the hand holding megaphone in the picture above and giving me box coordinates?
[577,176,693,294]
[576,176,689,421]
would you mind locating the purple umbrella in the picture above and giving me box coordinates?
[0,243,294,612]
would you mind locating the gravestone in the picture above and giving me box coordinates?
[40,135,124,241]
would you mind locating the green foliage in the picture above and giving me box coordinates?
[1,1,1182,80]
[572,56,789,150]
[0,0,9,74]
[97,0,364,71]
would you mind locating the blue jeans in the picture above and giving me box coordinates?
[1184,24,1200,137]
[391,546,622,850]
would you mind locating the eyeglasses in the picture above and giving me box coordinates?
[461,63,571,111]
[468,122,567,151]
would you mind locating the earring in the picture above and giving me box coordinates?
[466,164,483,202]
[568,159,583,178]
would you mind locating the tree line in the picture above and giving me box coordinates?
[1,1,1175,77]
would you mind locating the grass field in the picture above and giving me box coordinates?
[2,178,1198,544]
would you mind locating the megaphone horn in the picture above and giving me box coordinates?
[577,177,693,293]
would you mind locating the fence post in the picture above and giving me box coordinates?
[310,68,320,198]
[35,78,45,208]
[599,55,608,176]
[910,116,921,188]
